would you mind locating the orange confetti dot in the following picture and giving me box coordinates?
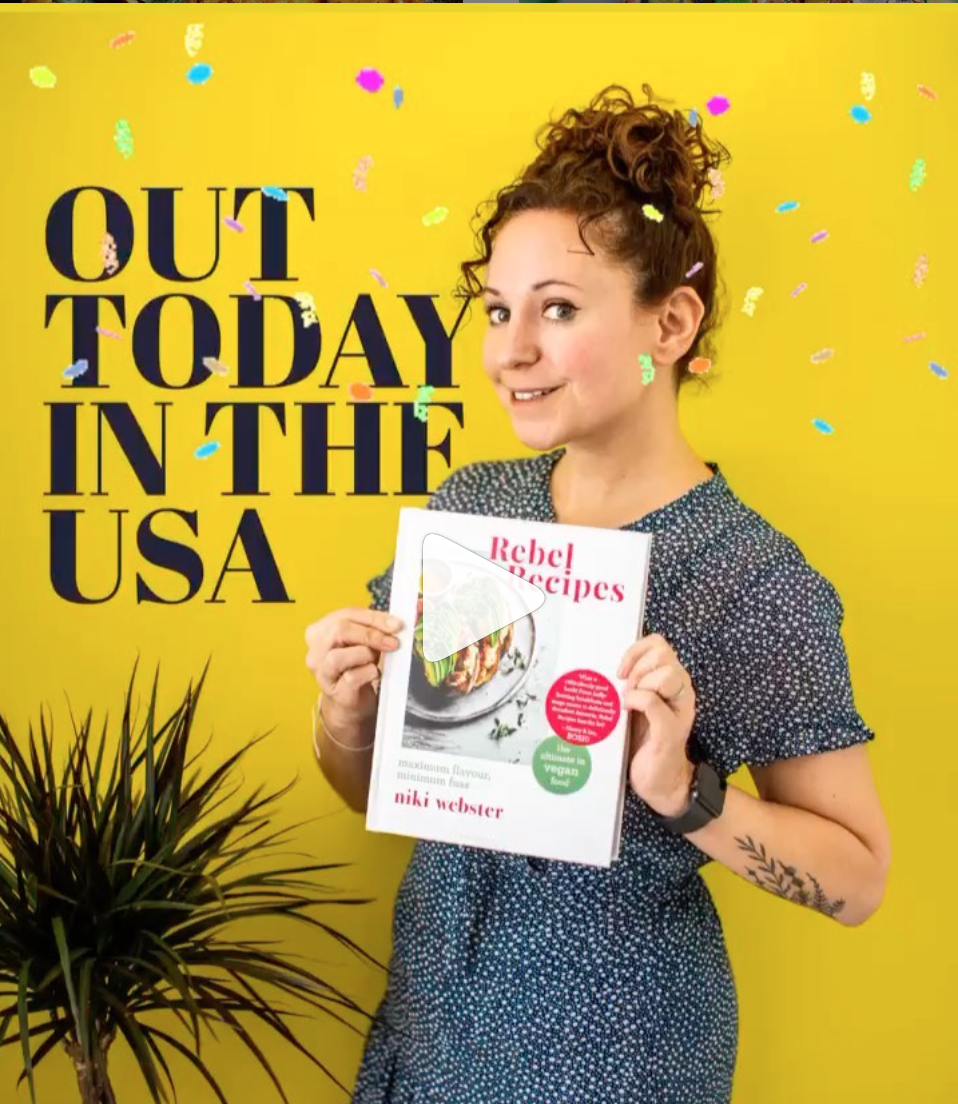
[688,357,712,375]
[349,382,373,401]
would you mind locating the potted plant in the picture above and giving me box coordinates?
[0,657,384,1104]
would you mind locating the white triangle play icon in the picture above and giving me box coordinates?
[420,533,545,663]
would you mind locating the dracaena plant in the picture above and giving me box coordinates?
[0,658,384,1104]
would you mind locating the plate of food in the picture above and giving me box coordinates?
[406,568,538,724]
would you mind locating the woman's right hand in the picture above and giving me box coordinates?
[304,607,404,722]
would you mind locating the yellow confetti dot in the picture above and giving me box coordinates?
[642,204,664,223]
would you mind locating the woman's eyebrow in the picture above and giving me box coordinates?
[480,279,583,297]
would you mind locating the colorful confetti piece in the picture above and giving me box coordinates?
[706,96,730,117]
[860,72,876,102]
[394,86,404,110]
[101,233,118,275]
[413,384,435,422]
[185,24,204,59]
[776,201,799,214]
[902,332,926,344]
[741,287,764,317]
[850,105,871,125]
[29,66,56,90]
[223,217,244,233]
[109,31,136,50]
[356,68,385,94]
[810,230,829,244]
[917,85,937,102]
[194,441,221,460]
[909,158,926,193]
[114,119,134,159]
[202,357,229,377]
[913,253,929,288]
[929,362,949,380]
[244,280,261,301]
[350,382,374,401]
[707,169,725,200]
[96,327,121,340]
[422,206,449,227]
[812,419,834,435]
[370,269,388,288]
[186,63,213,87]
[63,359,89,381]
[685,262,704,279]
[642,204,664,223]
[689,109,699,128]
[261,186,288,203]
[294,292,318,328]
[791,282,808,298]
[638,353,655,386]
[810,348,834,365]
[688,357,712,376]
[353,155,374,192]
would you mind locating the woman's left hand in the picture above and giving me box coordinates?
[617,632,697,817]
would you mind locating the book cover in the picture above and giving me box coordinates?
[365,506,653,867]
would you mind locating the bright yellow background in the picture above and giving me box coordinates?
[1,5,955,1103]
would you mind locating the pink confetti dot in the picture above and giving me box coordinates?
[356,68,385,94]
[706,96,730,117]
[223,217,245,232]
[810,230,829,244]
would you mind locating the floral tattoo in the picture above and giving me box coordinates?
[734,834,846,918]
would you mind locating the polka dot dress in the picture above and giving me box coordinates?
[352,447,876,1104]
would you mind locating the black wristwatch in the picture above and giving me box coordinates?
[651,759,727,835]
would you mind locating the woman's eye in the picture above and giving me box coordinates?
[485,301,578,325]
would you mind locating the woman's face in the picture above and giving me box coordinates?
[479,209,700,453]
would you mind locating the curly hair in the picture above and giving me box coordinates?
[457,84,732,394]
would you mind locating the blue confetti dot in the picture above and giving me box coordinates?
[62,359,88,380]
[261,186,288,203]
[929,361,949,380]
[394,85,404,109]
[776,201,800,214]
[812,418,834,435]
[194,441,221,460]
[689,109,699,127]
[850,105,871,125]
[186,63,213,87]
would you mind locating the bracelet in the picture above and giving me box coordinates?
[312,694,376,759]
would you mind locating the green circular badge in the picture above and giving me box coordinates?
[532,736,591,796]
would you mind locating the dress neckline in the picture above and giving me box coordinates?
[540,446,724,531]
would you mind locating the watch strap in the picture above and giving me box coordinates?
[652,759,726,835]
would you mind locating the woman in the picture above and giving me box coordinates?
[305,84,891,1104]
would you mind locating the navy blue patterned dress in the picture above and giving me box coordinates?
[352,447,876,1104]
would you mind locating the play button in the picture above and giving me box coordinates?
[420,533,545,662]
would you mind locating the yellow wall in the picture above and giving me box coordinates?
[0,4,954,1102]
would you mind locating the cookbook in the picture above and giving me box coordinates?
[365,507,654,867]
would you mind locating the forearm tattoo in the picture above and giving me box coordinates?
[734,834,846,918]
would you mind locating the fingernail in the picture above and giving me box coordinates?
[388,616,402,629]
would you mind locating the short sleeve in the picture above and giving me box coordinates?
[691,556,876,779]
[364,464,477,614]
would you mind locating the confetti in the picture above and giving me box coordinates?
[776,201,799,214]
[202,357,229,377]
[223,217,245,232]
[860,72,876,102]
[293,291,318,328]
[688,357,711,376]
[413,384,435,422]
[370,269,388,288]
[909,158,926,193]
[261,186,288,203]
[902,332,926,343]
[422,206,449,227]
[689,109,699,127]
[638,353,655,386]
[810,230,829,244]
[29,66,56,90]
[685,262,704,278]
[114,119,134,159]
[101,233,118,276]
[194,441,221,460]
[394,86,404,110]
[707,169,725,200]
[706,95,730,117]
[186,63,213,87]
[109,31,136,50]
[353,155,374,192]
[350,382,374,401]
[356,68,385,94]
[917,84,937,102]
[185,23,204,59]
[810,348,834,365]
[929,362,949,380]
[63,359,89,380]
[913,253,929,288]
[849,105,871,125]
[96,327,121,340]
[741,287,764,317]
[791,282,808,298]
[812,419,834,436]
[642,204,664,223]
[244,280,261,301]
